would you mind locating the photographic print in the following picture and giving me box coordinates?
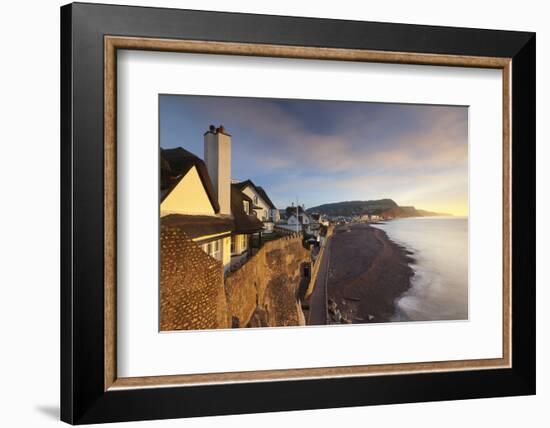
[159,95,468,331]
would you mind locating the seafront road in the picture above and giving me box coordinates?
[308,232,333,325]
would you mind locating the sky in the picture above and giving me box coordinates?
[160,95,468,216]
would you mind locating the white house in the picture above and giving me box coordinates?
[234,179,279,233]
[288,213,311,231]
[276,205,314,233]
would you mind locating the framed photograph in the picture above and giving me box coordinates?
[60,2,535,424]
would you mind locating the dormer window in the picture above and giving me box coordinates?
[243,200,250,214]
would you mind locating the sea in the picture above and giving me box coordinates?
[371,217,468,322]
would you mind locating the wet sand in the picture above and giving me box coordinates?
[327,223,414,323]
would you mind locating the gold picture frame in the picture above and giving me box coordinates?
[103,36,512,391]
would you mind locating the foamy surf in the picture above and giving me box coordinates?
[371,217,468,321]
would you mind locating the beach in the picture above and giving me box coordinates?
[326,223,414,323]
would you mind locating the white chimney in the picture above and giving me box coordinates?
[204,125,231,215]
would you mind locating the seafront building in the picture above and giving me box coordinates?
[233,179,280,233]
[159,126,311,331]
[276,205,322,235]
[160,125,277,272]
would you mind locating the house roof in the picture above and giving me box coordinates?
[160,188,262,239]
[234,179,277,210]
[231,184,264,234]
[285,205,307,218]
[256,186,276,210]
[161,214,233,240]
[160,147,220,213]
[161,148,267,237]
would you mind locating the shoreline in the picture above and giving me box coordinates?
[326,223,414,324]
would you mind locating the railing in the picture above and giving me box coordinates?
[273,224,300,235]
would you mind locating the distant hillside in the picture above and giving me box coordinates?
[306,199,397,216]
[306,199,449,218]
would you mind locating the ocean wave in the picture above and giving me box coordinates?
[372,217,468,322]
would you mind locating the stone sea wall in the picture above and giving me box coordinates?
[160,227,310,331]
[225,233,309,328]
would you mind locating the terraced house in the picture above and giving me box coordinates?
[234,179,280,233]
[160,125,275,272]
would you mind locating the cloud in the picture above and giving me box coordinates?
[160,95,468,214]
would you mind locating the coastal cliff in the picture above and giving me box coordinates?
[307,198,449,218]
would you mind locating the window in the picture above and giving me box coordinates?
[202,241,221,261]
[212,240,220,260]
[231,236,236,253]
[253,195,258,205]
[243,200,249,214]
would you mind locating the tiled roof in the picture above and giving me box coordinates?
[285,205,307,218]
[234,179,277,210]
[161,214,233,240]
[256,186,277,210]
